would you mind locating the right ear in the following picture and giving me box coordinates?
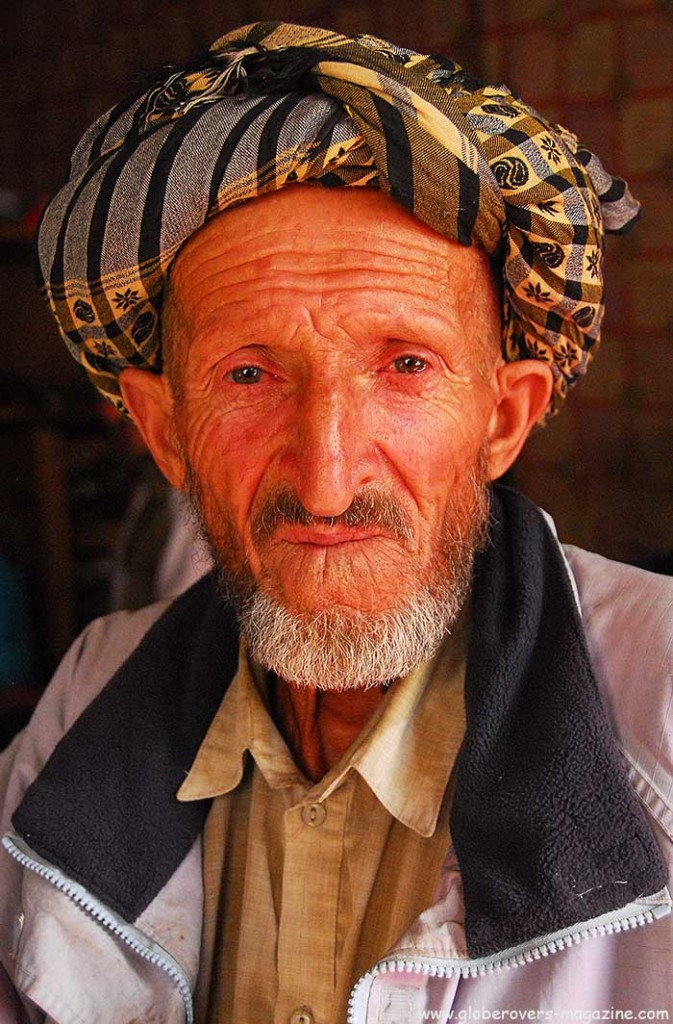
[119,368,186,491]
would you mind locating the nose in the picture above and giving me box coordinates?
[288,375,378,518]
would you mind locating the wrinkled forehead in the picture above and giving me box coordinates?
[161,185,503,382]
[168,184,498,306]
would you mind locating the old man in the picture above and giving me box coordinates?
[1,22,672,1024]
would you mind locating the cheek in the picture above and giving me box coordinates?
[176,400,287,529]
[373,390,491,507]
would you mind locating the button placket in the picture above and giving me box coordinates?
[278,785,349,1022]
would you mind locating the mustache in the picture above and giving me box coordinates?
[252,488,414,544]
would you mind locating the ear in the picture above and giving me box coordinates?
[118,368,186,491]
[485,359,554,481]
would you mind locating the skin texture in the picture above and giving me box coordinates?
[120,186,552,688]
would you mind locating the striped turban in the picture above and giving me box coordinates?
[37,21,640,418]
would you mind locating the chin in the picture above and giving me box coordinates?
[236,584,466,690]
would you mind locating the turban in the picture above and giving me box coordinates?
[37,22,639,417]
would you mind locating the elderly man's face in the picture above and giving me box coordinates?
[130,187,538,688]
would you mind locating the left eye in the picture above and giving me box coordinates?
[229,365,264,384]
[393,355,427,374]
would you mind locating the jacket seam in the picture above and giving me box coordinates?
[624,754,673,843]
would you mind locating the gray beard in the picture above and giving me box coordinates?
[185,457,490,691]
[238,577,471,691]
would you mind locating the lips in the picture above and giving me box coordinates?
[273,526,387,546]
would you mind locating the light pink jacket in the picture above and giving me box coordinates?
[1,541,672,1023]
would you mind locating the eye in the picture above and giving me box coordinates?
[393,355,427,374]
[229,365,264,384]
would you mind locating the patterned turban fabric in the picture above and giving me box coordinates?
[37,21,640,418]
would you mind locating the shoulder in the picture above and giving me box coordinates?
[35,599,172,733]
[564,544,673,837]
[564,543,673,623]
[0,600,170,834]
[0,570,230,836]
[564,544,673,691]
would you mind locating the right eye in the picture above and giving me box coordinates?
[393,355,427,374]
[229,365,264,384]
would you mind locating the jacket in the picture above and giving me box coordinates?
[1,489,672,1023]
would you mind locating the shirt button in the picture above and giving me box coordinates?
[301,802,326,827]
[289,1008,314,1024]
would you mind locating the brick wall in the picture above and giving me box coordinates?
[482,0,673,564]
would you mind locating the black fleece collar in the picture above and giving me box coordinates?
[12,486,667,958]
[452,487,666,956]
[13,575,237,921]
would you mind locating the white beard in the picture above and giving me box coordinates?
[239,578,470,692]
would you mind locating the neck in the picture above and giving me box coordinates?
[270,678,387,782]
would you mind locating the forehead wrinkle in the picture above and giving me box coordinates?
[180,264,452,307]
[172,235,452,291]
[186,278,464,335]
[169,248,469,341]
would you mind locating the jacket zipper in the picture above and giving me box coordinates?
[347,889,671,1023]
[5,828,670,1024]
[2,832,194,1024]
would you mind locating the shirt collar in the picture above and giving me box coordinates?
[177,640,304,800]
[330,610,468,836]
[177,618,469,837]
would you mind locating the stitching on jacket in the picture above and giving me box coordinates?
[625,755,673,843]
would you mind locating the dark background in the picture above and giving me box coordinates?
[0,0,671,703]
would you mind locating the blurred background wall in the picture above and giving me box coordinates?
[0,0,671,702]
[482,0,673,566]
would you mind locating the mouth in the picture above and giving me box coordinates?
[273,526,389,547]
